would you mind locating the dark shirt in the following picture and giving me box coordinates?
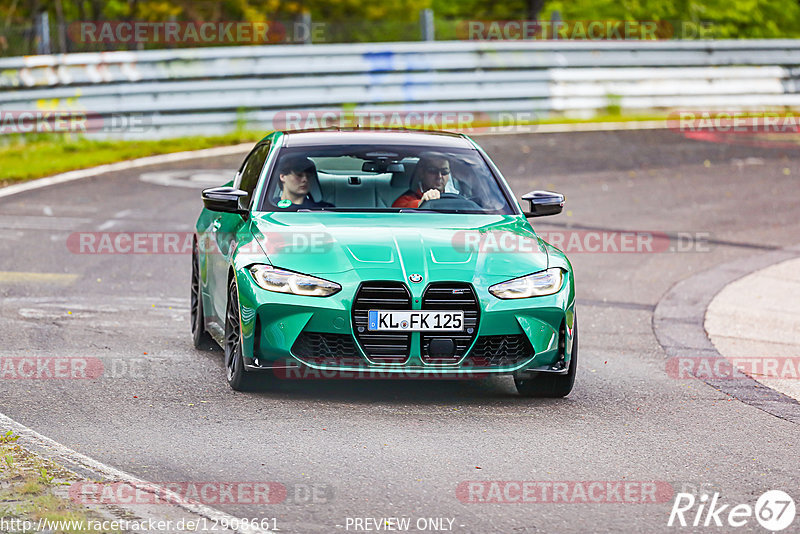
[294,196,333,209]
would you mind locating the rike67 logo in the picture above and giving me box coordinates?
[668,490,796,530]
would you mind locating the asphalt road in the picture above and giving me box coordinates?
[1,130,798,533]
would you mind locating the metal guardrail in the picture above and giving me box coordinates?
[1,40,799,138]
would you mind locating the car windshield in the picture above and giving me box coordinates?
[260,145,515,214]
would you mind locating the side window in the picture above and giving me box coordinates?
[237,142,271,208]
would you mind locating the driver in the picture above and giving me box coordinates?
[392,153,451,208]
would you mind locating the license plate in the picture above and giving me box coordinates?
[368,310,464,332]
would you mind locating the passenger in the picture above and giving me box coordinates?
[277,156,333,208]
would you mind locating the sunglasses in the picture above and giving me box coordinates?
[424,166,451,176]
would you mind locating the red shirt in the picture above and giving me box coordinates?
[392,189,423,208]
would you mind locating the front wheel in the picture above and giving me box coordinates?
[191,246,215,350]
[224,276,260,391]
[514,315,578,398]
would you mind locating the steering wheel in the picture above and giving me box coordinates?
[418,192,482,210]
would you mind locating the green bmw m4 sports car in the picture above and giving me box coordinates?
[192,128,576,396]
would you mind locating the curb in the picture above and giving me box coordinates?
[653,246,800,424]
[0,412,270,534]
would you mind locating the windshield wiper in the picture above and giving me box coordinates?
[400,208,476,214]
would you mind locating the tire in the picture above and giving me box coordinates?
[191,245,216,350]
[514,315,578,398]
[224,276,260,391]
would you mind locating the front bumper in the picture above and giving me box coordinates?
[235,270,575,377]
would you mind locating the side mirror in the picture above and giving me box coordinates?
[202,186,249,216]
[522,190,565,217]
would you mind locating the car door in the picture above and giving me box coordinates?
[207,141,272,326]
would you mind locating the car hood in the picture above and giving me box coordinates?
[249,212,549,286]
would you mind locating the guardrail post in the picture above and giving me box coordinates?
[54,0,67,53]
[300,12,312,45]
[420,9,435,41]
[550,10,561,40]
[36,11,51,55]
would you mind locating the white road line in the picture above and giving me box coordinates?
[0,214,91,231]
[0,143,252,201]
[96,210,139,230]
[0,412,272,534]
[139,169,233,188]
[0,272,78,285]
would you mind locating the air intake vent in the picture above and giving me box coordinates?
[420,282,479,364]
[352,282,411,363]
[465,335,533,367]
[291,332,362,367]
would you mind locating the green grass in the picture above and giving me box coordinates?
[0,119,663,187]
[0,440,120,534]
[2,110,796,187]
[19,479,44,495]
[0,429,21,443]
[0,132,264,187]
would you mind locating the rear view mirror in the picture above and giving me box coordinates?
[522,190,565,217]
[362,161,405,173]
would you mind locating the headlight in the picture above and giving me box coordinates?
[248,265,341,297]
[489,268,564,299]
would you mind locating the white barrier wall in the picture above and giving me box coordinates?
[0,40,798,137]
